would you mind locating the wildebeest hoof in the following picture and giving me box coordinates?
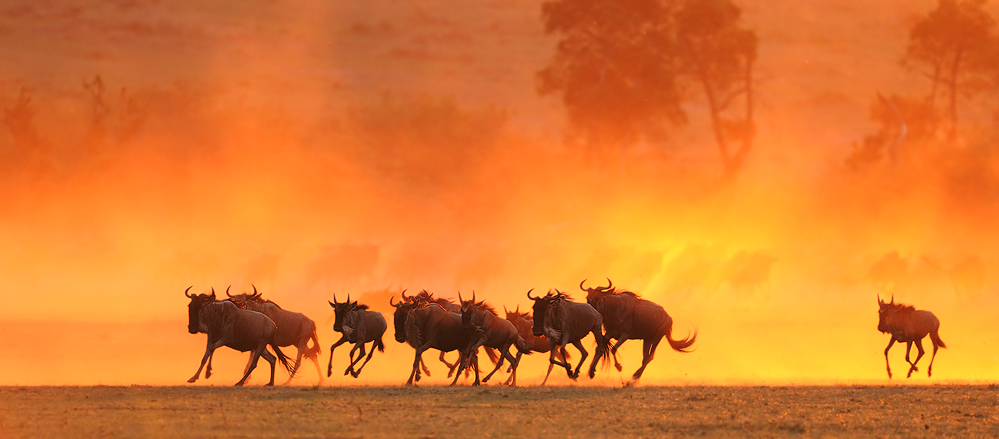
[187,377,198,383]
[615,364,623,372]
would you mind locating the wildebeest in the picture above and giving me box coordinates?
[228,286,324,385]
[398,290,498,378]
[455,292,525,384]
[502,305,569,386]
[391,291,482,386]
[877,295,946,378]
[185,287,294,386]
[527,289,609,382]
[581,278,697,385]
[327,294,387,378]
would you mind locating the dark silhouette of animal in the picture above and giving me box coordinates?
[391,292,482,386]
[581,278,696,385]
[527,289,609,383]
[227,286,323,385]
[923,255,986,300]
[327,294,387,378]
[455,292,526,384]
[397,290,498,378]
[503,305,569,386]
[185,287,293,386]
[877,295,946,379]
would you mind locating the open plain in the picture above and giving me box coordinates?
[1,385,998,437]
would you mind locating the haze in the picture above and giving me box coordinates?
[0,0,997,386]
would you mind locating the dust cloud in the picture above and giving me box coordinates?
[0,0,997,386]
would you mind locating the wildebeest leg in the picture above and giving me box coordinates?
[309,350,325,384]
[570,340,589,380]
[282,344,307,386]
[206,352,214,379]
[442,351,461,378]
[419,357,432,378]
[883,337,896,379]
[504,351,524,386]
[408,344,433,386]
[907,338,926,378]
[189,336,228,383]
[344,343,362,376]
[928,337,940,377]
[609,334,628,372]
[351,342,378,378]
[257,349,278,386]
[235,344,267,386]
[483,344,516,383]
[345,343,366,376]
[903,341,915,371]
[629,337,661,383]
[327,334,350,377]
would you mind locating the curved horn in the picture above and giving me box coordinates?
[504,305,509,315]
[346,293,351,305]
[515,304,520,313]
[226,285,233,298]
[890,294,894,304]
[877,293,882,304]
[252,284,258,296]
[602,277,614,291]
[580,278,588,291]
[209,287,216,300]
[390,296,398,307]
[184,286,194,298]
[458,291,464,304]
[401,289,411,301]
[526,288,538,300]
[471,290,476,304]
[332,294,338,305]
[328,300,336,308]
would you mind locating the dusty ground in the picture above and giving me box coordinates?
[0,385,996,437]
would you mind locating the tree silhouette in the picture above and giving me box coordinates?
[538,0,684,151]
[904,0,999,140]
[539,0,757,178]
[675,0,756,178]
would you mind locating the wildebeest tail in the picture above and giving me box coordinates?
[485,346,500,365]
[374,336,385,353]
[271,343,296,376]
[666,326,697,353]
[597,331,612,367]
[930,329,947,349]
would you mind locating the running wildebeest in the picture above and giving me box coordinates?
[397,290,498,378]
[454,292,526,384]
[391,292,482,386]
[327,294,387,378]
[227,286,324,385]
[527,289,609,382]
[581,278,697,385]
[502,305,569,386]
[877,295,946,378]
[185,286,294,386]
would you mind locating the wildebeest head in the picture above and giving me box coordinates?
[226,284,261,309]
[390,289,418,343]
[877,294,897,333]
[329,293,353,332]
[579,277,615,302]
[527,288,557,336]
[459,291,475,327]
[185,286,216,334]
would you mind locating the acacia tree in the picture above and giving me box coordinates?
[539,0,757,178]
[538,0,684,151]
[904,0,998,140]
[675,0,757,178]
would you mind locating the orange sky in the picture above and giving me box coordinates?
[0,0,998,386]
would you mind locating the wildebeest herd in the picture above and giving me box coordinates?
[184,278,944,386]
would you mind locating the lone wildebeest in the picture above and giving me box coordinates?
[877,295,946,378]
[227,286,324,385]
[391,292,482,386]
[527,289,609,383]
[582,278,696,385]
[502,305,569,386]
[328,294,387,378]
[455,292,526,384]
[185,287,294,386]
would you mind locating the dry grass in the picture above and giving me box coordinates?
[1,385,998,437]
